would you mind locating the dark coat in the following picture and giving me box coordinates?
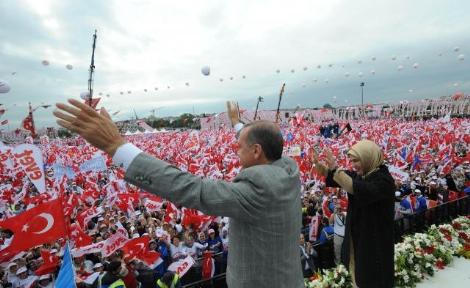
[326,165,395,288]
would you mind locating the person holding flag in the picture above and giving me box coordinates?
[311,139,395,288]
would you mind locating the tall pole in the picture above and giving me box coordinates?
[253,96,263,121]
[28,102,37,139]
[87,30,97,107]
[275,83,286,123]
[360,82,365,118]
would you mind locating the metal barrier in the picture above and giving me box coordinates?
[181,195,470,288]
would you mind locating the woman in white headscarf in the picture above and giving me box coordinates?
[311,139,395,288]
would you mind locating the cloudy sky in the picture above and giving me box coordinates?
[0,0,469,128]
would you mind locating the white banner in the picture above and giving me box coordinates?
[103,229,129,257]
[79,156,107,173]
[72,241,105,257]
[12,144,46,193]
[0,146,14,172]
[387,165,410,182]
[167,255,195,277]
[144,199,164,212]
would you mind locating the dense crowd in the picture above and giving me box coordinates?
[0,116,469,287]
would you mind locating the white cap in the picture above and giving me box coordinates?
[395,191,401,197]
[7,262,17,268]
[132,233,140,239]
[16,267,27,275]
[430,181,436,185]
[39,274,50,281]
[208,229,215,234]
[98,217,104,221]
[415,189,421,193]
[50,249,58,254]
[93,263,103,269]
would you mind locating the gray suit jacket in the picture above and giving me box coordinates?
[125,153,304,288]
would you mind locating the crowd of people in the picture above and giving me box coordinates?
[0,115,469,287]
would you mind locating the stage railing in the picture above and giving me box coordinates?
[181,195,469,288]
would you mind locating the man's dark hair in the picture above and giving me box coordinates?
[243,121,284,161]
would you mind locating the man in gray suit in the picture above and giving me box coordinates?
[53,99,304,288]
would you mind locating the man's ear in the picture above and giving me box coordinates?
[253,144,263,160]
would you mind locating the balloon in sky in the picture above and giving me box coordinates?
[219,78,224,82]
[302,84,306,88]
[391,56,397,61]
[167,86,170,89]
[458,54,465,61]
[317,65,321,69]
[276,69,280,73]
[290,69,295,73]
[313,79,318,83]
[80,91,90,100]
[344,72,350,77]
[371,56,376,61]
[409,89,413,93]
[357,60,362,64]
[155,87,158,90]
[229,77,233,80]
[324,79,329,83]
[185,82,190,86]
[106,94,110,97]
[98,92,102,96]
[358,72,363,78]
[328,64,333,68]
[65,64,73,70]
[397,65,404,71]
[242,75,246,79]
[128,91,131,94]
[370,69,376,75]
[453,46,460,52]
[0,80,11,93]
[453,82,459,87]
[201,66,210,76]
[413,63,419,69]
[303,67,308,71]
[42,60,50,66]
[144,89,147,92]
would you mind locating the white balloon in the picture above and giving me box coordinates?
[242,75,246,79]
[397,65,404,71]
[219,78,224,82]
[458,54,465,61]
[42,60,50,66]
[453,46,460,52]
[201,66,210,76]
[344,72,350,77]
[185,82,190,86]
[98,92,102,96]
[155,87,158,91]
[408,89,413,93]
[290,69,295,73]
[357,60,362,64]
[80,91,90,100]
[370,69,376,75]
[328,64,333,68]
[358,72,363,77]
[276,69,280,73]
[229,77,233,80]
[120,91,124,95]
[65,64,73,70]
[313,79,318,83]
[302,84,306,88]
[303,66,308,71]
[106,94,110,97]
[333,96,337,99]
[128,91,132,94]
[438,53,443,57]
[413,63,419,69]
[324,79,329,83]
[371,56,376,61]
[144,89,147,92]
[0,80,11,93]
[453,82,459,87]
[317,65,321,69]
[391,56,397,61]
[167,86,170,89]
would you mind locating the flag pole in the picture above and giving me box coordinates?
[275,83,286,124]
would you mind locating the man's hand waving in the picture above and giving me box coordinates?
[53,99,126,156]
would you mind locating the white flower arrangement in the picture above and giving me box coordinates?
[305,216,470,288]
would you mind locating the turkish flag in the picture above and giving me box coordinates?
[121,235,160,266]
[21,114,36,137]
[35,250,60,276]
[0,198,67,253]
[69,223,93,248]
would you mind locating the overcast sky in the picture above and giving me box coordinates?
[0,0,469,128]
